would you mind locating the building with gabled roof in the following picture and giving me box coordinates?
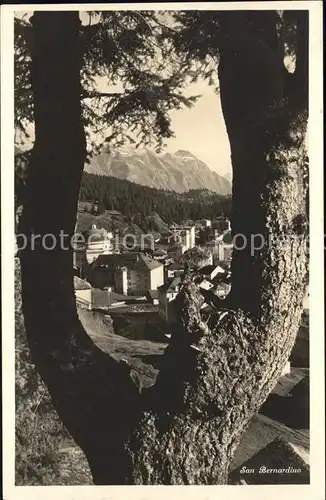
[90,252,164,295]
[73,224,115,278]
[157,277,182,323]
[169,224,196,250]
[198,264,225,281]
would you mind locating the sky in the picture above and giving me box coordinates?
[16,10,232,177]
[94,76,232,177]
[164,81,231,176]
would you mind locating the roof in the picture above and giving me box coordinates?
[110,292,135,302]
[170,224,195,230]
[94,253,138,270]
[74,276,91,290]
[91,288,109,308]
[154,248,167,256]
[230,438,309,485]
[180,247,211,264]
[211,272,232,286]
[186,246,210,257]
[82,227,109,242]
[93,252,163,272]
[168,261,187,270]
[106,210,121,215]
[168,243,186,251]
[216,229,233,244]
[222,230,233,244]
[147,289,159,299]
[199,278,214,290]
[158,277,181,294]
[139,254,163,271]
[199,264,223,275]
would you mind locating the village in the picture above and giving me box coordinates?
[73,214,233,332]
[73,212,307,378]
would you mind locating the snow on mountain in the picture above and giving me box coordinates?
[85,147,231,195]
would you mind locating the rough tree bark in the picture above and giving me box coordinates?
[18,11,308,485]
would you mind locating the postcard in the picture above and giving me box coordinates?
[1,2,324,499]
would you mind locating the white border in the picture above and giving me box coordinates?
[1,2,324,499]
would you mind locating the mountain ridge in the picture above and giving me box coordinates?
[85,147,231,195]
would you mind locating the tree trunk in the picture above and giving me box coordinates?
[18,12,142,485]
[18,12,308,485]
[122,15,308,484]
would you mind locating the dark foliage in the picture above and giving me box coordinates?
[79,172,232,227]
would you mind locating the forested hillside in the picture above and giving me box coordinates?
[80,172,232,225]
[15,149,232,227]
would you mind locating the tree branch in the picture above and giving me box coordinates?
[81,90,123,100]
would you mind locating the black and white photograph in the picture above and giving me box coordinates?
[1,2,324,498]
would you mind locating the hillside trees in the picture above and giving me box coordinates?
[16,10,308,484]
[79,172,232,226]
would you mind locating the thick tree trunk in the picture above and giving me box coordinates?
[121,15,308,484]
[18,12,308,485]
[18,12,141,485]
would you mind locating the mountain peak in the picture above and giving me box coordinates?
[85,147,231,195]
[174,149,197,159]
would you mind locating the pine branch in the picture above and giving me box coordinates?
[81,90,122,100]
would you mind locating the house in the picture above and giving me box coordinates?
[168,243,188,258]
[169,224,196,250]
[203,219,212,228]
[166,261,187,279]
[147,289,159,305]
[198,264,225,281]
[74,276,92,309]
[167,243,187,260]
[180,246,213,269]
[115,254,164,295]
[215,228,233,244]
[212,217,231,235]
[153,248,168,262]
[212,229,233,265]
[89,253,129,289]
[198,278,214,291]
[90,252,164,295]
[73,224,114,276]
[158,277,181,323]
